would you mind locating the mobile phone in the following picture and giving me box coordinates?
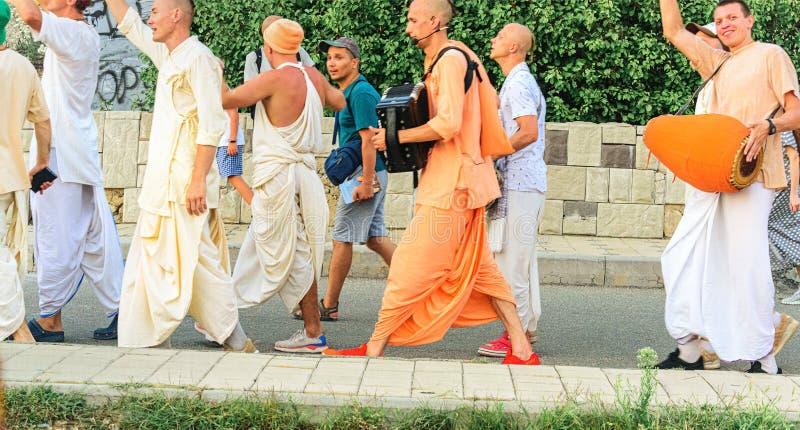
[31,167,57,193]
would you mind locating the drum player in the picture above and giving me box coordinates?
[658,0,800,374]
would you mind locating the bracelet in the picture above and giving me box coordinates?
[229,139,237,143]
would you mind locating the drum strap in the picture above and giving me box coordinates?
[674,58,729,115]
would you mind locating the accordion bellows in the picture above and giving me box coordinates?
[643,114,762,193]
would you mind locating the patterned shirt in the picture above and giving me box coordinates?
[497,62,547,193]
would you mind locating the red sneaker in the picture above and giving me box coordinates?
[501,349,541,365]
[477,332,510,357]
[322,343,368,356]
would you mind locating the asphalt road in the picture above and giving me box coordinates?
[20,275,800,374]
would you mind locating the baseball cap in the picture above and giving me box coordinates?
[0,1,11,45]
[319,37,360,59]
[685,22,717,38]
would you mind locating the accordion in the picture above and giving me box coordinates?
[376,83,434,173]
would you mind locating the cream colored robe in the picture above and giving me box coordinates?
[233,63,328,312]
[0,192,28,340]
[117,8,238,347]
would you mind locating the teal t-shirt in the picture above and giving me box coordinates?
[339,74,386,172]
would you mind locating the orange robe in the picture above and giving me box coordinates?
[371,41,514,346]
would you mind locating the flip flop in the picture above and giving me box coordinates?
[27,319,65,343]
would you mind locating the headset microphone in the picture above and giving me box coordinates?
[410,26,449,46]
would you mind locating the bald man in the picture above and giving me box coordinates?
[479,23,547,358]
[324,0,539,365]
[12,0,124,342]
[243,15,314,83]
[103,0,255,352]
[222,19,344,353]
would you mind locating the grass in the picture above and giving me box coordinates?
[3,350,798,429]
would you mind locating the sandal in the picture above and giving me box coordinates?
[319,299,338,322]
[292,300,339,321]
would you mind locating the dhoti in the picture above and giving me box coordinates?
[30,149,123,317]
[118,205,238,347]
[0,191,28,340]
[372,192,515,346]
[662,182,775,361]
[233,164,327,312]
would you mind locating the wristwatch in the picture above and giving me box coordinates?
[767,119,777,136]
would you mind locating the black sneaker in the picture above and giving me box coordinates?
[657,349,704,370]
[746,362,783,374]
[93,314,118,340]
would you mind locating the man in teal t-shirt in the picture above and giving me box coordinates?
[316,37,396,321]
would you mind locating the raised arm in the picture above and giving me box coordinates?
[659,0,702,60]
[9,0,41,31]
[103,0,131,26]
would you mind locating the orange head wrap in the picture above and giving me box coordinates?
[263,19,304,55]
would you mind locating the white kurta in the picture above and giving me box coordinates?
[0,192,28,340]
[117,8,237,347]
[233,63,328,312]
[28,12,122,317]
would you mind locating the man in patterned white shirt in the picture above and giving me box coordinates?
[479,23,547,357]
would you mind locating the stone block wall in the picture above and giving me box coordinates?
[21,113,685,239]
[541,122,684,238]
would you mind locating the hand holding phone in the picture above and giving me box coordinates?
[30,166,57,193]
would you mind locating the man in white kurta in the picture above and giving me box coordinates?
[0,1,51,343]
[222,19,344,353]
[105,0,253,351]
[658,0,800,374]
[11,0,123,342]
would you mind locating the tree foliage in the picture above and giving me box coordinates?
[138,0,800,124]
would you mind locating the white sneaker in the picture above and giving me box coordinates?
[781,290,800,305]
[274,329,328,353]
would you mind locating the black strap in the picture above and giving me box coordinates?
[331,79,367,148]
[254,48,262,73]
[422,46,482,94]
[674,58,728,115]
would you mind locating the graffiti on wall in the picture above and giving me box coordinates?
[86,0,152,110]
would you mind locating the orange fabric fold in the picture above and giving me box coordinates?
[370,192,515,346]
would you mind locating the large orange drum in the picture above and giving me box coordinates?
[643,114,762,193]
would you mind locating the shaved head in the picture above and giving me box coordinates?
[261,15,282,36]
[411,0,453,26]
[170,0,195,22]
[505,23,535,55]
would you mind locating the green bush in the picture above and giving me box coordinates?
[141,0,800,124]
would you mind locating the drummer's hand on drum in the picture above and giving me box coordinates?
[791,194,800,213]
[369,127,387,152]
[744,120,770,162]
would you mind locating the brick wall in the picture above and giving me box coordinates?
[20,112,685,239]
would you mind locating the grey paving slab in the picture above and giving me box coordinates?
[266,355,320,369]
[198,353,271,390]
[254,366,312,393]
[91,352,175,384]
[0,342,35,360]
[2,344,82,380]
[146,350,226,387]
[35,347,125,384]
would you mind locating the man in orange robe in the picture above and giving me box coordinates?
[324,0,539,365]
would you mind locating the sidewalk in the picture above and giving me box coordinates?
[2,343,799,418]
[26,225,670,288]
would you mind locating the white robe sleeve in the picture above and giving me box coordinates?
[117,7,168,68]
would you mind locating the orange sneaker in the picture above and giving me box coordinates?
[322,343,368,357]
[501,349,541,365]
